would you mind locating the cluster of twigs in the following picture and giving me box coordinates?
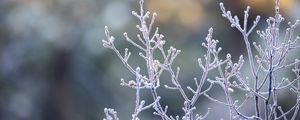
[102,0,300,119]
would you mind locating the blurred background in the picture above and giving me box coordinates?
[1,0,300,120]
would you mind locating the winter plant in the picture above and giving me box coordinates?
[101,0,300,119]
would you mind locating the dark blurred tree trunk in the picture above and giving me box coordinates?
[43,48,78,120]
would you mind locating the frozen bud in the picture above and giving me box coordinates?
[159,34,164,39]
[128,80,136,87]
[232,81,237,85]
[230,24,235,27]
[123,32,128,36]
[145,11,150,17]
[177,67,180,71]
[226,53,231,60]
[101,40,107,44]
[239,55,243,60]
[233,63,238,67]
[104,26,109,36]
[143,76,147,80]
[140,100,145,105]
[198,58,202,64]
[156,96,161,100]
[132,11,138,16]
[256,16,260,21]
[136,67,141,73]
[170,46,176,52]
[256,59,261,64]
[234,100,239,104]
[228,87,234,93]
[227,11,231,16]
[139,52,143,56]
[184,101,189,105]
[171,74,176,78]
[139,0,144,5]
[239,59,244,64]
[208,27,213,34]
[218,47,222,51]
[120,78,125,85]
[246,6,250,10]
[153,12,157,16]
[109,36,115,43]
[170,46,174,50]
[257,30,261,35]
[136,25,140,29]
[219,2,224,6]
[159,40,165,46]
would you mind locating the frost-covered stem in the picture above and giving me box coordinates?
[219,3,261,118]
[179,28,230,119]
[242,15,257,79]
[132,72,141,119]
[243,33,261,119]
[188,67,209,119]
[278,106,288,120]
[220,3,259,77]
[150,88,169,120]
[184,35,213,119]
[216,61,234,119]
[254,76,260,118]
[191,67,209,106]
[218,66,233,120]
[232,106,263,120]
[265,1,283,119]
[270,80,278,119]
[244,33,261,118]
[225,82,234,120]
[136,0,170,119]
[265,56,273,120]
[291,62,300,120]
[191,28,213,106]
[169,67,189,101]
